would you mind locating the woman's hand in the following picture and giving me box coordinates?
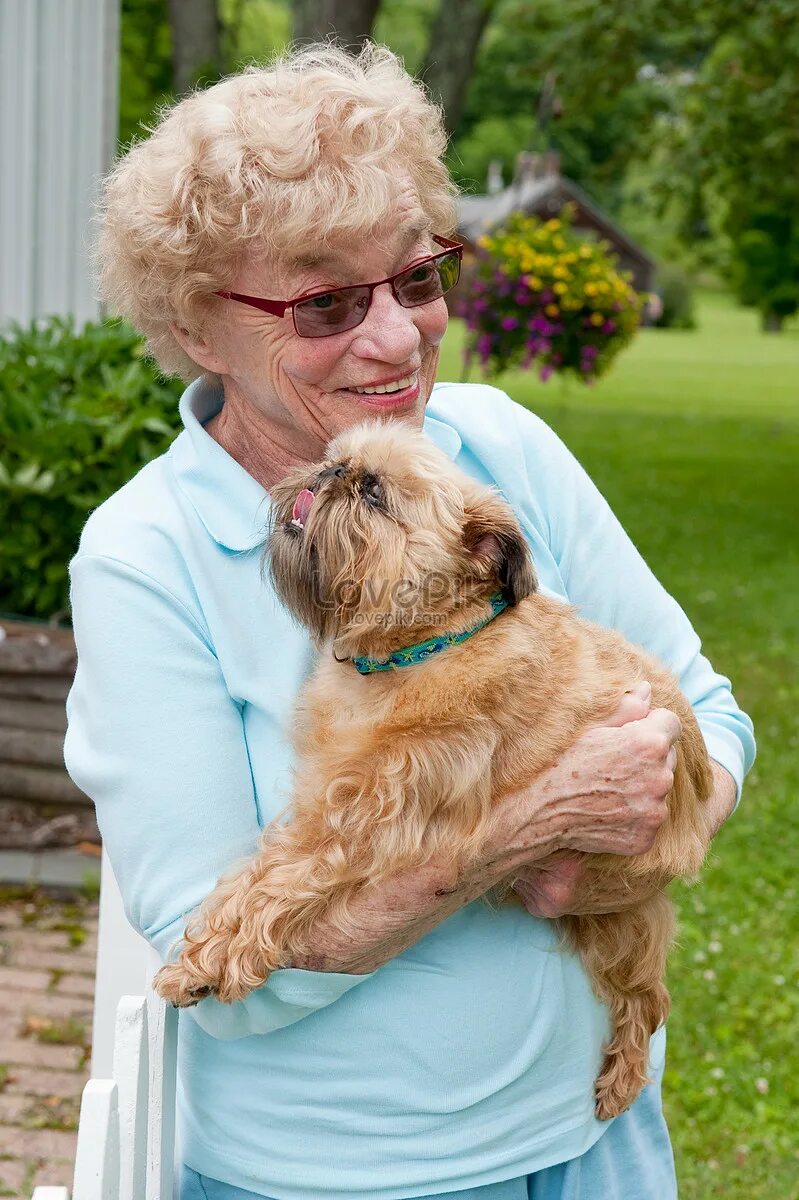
[482,681,682,883]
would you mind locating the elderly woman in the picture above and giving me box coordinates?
[64,43,754,1200]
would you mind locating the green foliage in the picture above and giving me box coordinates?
[653,264,696,329]
[0,318,183,621]
[460,208,642,382]
[732,211,799,328]
[119,0,174,147]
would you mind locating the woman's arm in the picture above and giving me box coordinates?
[506,391,755,802]
[65,549,381,1038]
[290,695,683,972]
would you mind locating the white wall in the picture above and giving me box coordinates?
[0,0,120,328]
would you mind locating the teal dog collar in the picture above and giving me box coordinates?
[350,592,509,675]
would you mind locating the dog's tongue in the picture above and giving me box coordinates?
[292,488,315,526]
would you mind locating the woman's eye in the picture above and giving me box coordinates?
[310,293,337,309]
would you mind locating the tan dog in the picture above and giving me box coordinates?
[155,418,712,1119]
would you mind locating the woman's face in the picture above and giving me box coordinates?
[201,188,449,451]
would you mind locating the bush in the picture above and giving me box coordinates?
[653,264,697,329]
[0,317,184,621]
[459,207,643,383]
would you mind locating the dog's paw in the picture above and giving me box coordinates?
[153,962,216,1009]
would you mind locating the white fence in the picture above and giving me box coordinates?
[31,851,179,1200]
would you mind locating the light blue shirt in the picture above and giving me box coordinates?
[64,378,755,1199]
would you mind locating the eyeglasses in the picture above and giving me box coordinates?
[214,235,463,338]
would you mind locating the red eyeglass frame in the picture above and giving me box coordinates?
[214,235,463,335]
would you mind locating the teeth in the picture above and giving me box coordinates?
[353,374,415,395]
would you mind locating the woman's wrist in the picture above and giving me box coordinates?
[477,774,565,879]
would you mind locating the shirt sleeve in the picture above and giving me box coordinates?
[64,551,376,1040]
[508,397,756,804]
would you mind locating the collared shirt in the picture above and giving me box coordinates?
[65,377,754,1200]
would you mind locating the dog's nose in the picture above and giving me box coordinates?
[317,463,349,483]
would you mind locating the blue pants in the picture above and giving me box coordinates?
[180,1064,676,1200]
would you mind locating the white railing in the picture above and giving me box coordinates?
[32,851,179,1199]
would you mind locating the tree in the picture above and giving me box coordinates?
[168,0,222,94]
[292,0,381,48]
[418,0,499,137]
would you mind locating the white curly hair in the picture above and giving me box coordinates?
[95,41,459,380]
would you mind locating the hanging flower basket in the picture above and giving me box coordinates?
[459,206,644,383]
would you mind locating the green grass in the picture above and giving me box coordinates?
[440,292,799,1199]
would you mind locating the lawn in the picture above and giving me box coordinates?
[439,292,799,1199]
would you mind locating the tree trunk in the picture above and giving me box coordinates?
[420,0,498,138]
[292,0,381,51]
[167,0,222,95]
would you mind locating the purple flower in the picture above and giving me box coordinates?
[551,323,565,334]
[582,345,599,359]
[514,290,530,306]
[474,298,489,313]
[466,317,478,332]
[501,316,519,331]
[551,352,563,365]
[539,364,554,382]
[612,301,622,312]
[602,320,616,334]
[580,361,593,373]
[476,334,493,355]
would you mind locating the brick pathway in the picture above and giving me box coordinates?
[0,888,97,1197]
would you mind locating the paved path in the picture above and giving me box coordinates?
[0,887,97,1197]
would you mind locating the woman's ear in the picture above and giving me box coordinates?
[168,321,230,376]
[463,491,537,605]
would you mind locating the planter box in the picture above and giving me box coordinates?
[0,618,98,849]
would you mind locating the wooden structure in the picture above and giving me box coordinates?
[456,151,656,295]
[0,620,98,847]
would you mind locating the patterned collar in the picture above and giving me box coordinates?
[350,593,509,675]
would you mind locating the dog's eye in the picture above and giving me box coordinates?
[361,475,383,507]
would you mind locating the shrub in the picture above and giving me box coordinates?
[459,207,643,383]
[653,264,697,329]
[0,317,183,621]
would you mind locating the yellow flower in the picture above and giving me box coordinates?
[553,282,568,295]
[545,303,560,317]
[584,282,598,297]
[589,312,604,326]
[553,236,566,250]
[477,236,492,250]
[546,218,561,231]
[579,245,592,258]
[529,276,543,289]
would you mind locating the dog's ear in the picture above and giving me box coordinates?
[463,493,537,605]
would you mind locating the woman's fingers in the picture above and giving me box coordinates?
[514,856,586,918]
[603,680,652,728]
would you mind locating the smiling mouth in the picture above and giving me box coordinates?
[341,370,420,396]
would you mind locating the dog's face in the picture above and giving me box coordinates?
[265,418,536,647]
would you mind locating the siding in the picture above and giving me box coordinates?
[0,0,120,327]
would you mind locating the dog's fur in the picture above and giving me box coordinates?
[155,418,712,1119]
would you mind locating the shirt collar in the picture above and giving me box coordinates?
[169,376,463,553]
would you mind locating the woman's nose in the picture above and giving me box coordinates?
[353,281,421,358]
